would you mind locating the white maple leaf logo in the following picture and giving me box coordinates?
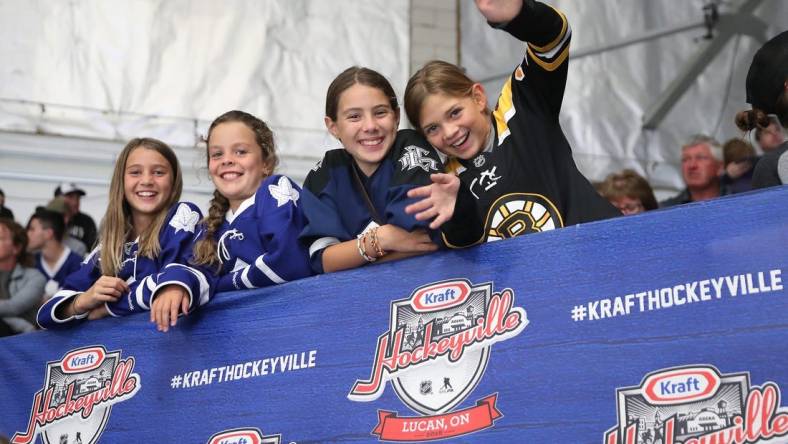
[268,176,300,207]
[169,203,199,233]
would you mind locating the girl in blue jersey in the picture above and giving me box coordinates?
[300,67,479,273]
[404,0,619,244]
[191,110,312,294]
[38,138,211,332]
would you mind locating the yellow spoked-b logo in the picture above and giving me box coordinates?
[484,193,563,242]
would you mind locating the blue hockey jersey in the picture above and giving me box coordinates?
[300,129,451,273]
[37,202,211,329]
[35,247,83,299]
[214,174,313,292]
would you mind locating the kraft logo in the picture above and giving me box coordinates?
[410,279,471,312]
[207,428,281,444]
[61,347,106,373]
[642,366,720,405]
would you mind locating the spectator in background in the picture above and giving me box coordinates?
[755,118,786,153]
[721,138,757,194]
[598,169,657,215]
[45,196,87,256]
[735,31,788,188]
[0,218,46,336]
[0,189,13,220]
[54,182,97,252]
[26,209,83,302]
[660,135,729,207]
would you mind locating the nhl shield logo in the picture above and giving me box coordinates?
[348,279,528,441]
[12,345,141,444]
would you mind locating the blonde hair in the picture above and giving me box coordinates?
[404,60,477,130]
[192,110,277,269]
[99,138,183,276]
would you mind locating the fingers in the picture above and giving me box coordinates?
[406,185,433,199]
[151,289,187,333]
[413,207,439,222]
[430,173,456,184]
[429,214,450,230]
[406,198,435,216]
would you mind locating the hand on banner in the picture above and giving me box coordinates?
[88,305,109,320]
[150,285,190,333]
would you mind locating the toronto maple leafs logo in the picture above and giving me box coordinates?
[473,155,486,168]
[399,146,438,172]
[268,176,300,207]
[169,203,199,233]
[312,159,323,172]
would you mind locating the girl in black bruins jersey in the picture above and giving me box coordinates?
[404,0,620,245]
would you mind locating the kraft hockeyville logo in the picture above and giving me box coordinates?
[605,365,788,444]
[207,427,281,444]
[348,279,528,441]
[12,345,141,444]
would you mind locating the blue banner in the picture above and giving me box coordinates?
[1,187,787,444]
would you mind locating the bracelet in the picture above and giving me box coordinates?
[357,232,376,262]
[370,227,386,258]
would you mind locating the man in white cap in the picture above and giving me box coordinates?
[54,182,97,253]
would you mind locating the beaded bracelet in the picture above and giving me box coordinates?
[370,227,386,258]
[357,231,376,262]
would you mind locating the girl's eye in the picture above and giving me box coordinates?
[209,151,222,159]
[154,170,167,176]
[347,113,361,121]
[450,108,462,118]
[375,109,389,117]
[424,125,438,136]
[127,170,141,176]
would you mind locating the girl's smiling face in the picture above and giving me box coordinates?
[124,147,174,226]
[208,121,270,211]
[419,84,491,160]
[325,83,400,176]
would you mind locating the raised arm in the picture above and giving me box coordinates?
[475,0,523,24]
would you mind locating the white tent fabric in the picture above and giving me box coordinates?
[459,0,787,198]
[0,0,408,221]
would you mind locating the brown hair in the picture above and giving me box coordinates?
[598,169,658,212]
[722,138,756,166]
[192,110,278,268]
[0,218,33,267]
[100,138,183,276]
[404,60,477,130]
[325,67,399,121]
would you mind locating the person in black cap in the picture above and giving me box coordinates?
[0,189,13,221]
[735,30,788,188]
[53,182,97,253]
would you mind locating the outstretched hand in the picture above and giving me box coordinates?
[405,173,461,229]
[150,285,190,333]
[475,0,523,23]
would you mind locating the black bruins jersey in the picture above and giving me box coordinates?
[444,0,620,246]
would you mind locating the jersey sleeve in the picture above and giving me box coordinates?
[299,154,353,273]
[217,175,313,291]
[37,247,101,329]
[492,0,570,124]
[384,130,444,233]
[103,202,211,317]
